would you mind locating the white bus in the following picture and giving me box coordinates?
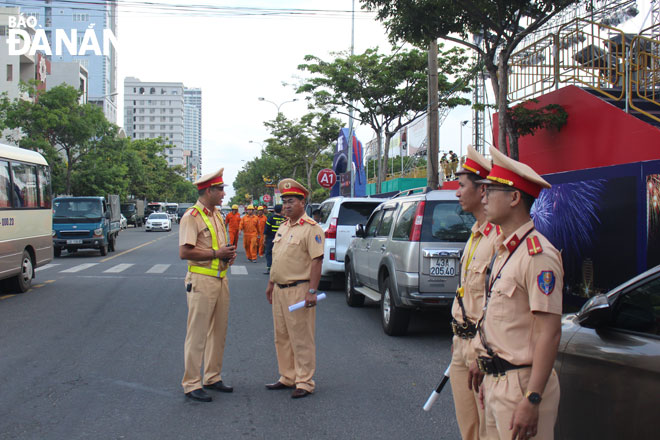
[0,143,52,293]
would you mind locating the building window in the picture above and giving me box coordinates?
[139,87,145,95]
[73,13,89,22]
[6,64,12,81]
[150,87,155,94]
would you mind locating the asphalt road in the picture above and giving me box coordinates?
[0,224,460,439]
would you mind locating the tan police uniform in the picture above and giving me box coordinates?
[475,147,563,440]
[269,180,324,393]
[179,170,231,394]
[450,144,499,440]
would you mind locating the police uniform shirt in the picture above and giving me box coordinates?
[478,220,563,365]
[452,221,500,324]
[270,214,324,285]
[179,201,228,271]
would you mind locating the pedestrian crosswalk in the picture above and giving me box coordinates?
[37,262,255,276]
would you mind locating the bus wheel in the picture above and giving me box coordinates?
[11,250,33,293]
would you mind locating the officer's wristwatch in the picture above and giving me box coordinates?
[308,288,317,295]
[525,391,542,405]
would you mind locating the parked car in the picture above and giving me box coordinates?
[554,264,660,439]
[344,188,474,335]
[145,213,172,232]
[316,197,383,284]
[120,214,127,230]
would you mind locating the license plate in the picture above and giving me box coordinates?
[66,239,83,244]
[430,257,456,277]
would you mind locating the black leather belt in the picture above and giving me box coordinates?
[276,280,309,289]
[477,355,530,376]
[451,318,477,339]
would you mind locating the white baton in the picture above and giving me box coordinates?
[288,293,327,312]
[423,365,451,411]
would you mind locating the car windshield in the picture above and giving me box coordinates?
[121,204,135,213]
[53,199,102,218]
[420,201,474,242]
[149,213,168,220]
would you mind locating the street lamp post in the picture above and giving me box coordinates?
[257,97,298,114]
[459,120,469,162]
[249,140,264,148]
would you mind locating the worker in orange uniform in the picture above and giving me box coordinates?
[257,206,268,257]
[225,204,241,248]
[239,205,259,262]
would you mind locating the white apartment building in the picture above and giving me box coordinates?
[124,77,185,167]
[184,87,202,181]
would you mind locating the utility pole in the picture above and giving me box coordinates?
[427,40,439,190]
[347,0,355,197]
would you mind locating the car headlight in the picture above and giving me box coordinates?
[52,229,56,237]
[93,228,103,236]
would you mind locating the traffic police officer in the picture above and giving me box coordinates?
[179,168,237,402]
[263,204,286,275]
[471,147,563,439]
[265,179,324,399]
[451,145,500,439]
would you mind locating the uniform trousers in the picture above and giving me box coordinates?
[272,283,316,392]
[450,336,485,440]
[182,272,230,393]
[482,367,560,440]
[229,228,239,247]
[258,235,265,256]
[243,233,258,260]
[264,237,274,268]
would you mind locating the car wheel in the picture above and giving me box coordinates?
[10,249,33,293]
[100,244,108,256]
[345,263,364,307]
[380,276,410,336]
[54,247,61,258]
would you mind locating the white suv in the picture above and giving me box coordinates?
[316,197,383,284]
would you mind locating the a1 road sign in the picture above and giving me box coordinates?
[317,168,337,189]
[263,194,272,203]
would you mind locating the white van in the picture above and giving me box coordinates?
[316,196,383,283]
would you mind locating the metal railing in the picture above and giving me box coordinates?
[508,18,660,123]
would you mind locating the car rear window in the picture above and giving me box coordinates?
[319,201,335,224]
[337,202,380,225]
[420,201,474,242]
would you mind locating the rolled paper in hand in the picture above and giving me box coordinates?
[423,365,451,411]
[288,293,327,312]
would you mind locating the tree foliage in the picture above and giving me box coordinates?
[297,46,472,191]
[362,0,577,159]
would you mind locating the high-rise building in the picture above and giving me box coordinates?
[184,88,202,181]
[21,0,118,123]
[124,77,185,167]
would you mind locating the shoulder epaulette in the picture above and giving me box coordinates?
[303,217,317,225]
[188,207,198,217]
[527,236,543,256]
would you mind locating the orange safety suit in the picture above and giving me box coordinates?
[225,211,241,247]
[239,214,260,261]
[257,213,267,256]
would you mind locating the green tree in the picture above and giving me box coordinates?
[298,46,471,192]
[3,84,115,194]
[362,0,576,159]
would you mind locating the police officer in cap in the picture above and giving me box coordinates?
[265,179,324,399]
[469,147,563,439]
[451,145,500,439]
[179,168,237,402]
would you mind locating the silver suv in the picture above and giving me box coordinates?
[344,188,475,336]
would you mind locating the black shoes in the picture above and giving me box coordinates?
[185,388,212,402]
[204,380,233,393]
[291,388,311,399]
[263,268,270,274]
[265,381,294,390]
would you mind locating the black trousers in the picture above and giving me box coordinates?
[264,236,275,268]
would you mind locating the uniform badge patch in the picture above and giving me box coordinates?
[315,234,321,244]
[537,271,555,295]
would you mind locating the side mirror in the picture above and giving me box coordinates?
[355,224,365,238]
[576,294,612,328]
[105,211,111,219]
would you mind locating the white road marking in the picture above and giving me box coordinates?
[37,263,60,271]
[103,263,134,273]
[231,265,248,275]
[146,264,170,274]
[60,263,99,273]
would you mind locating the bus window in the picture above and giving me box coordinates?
[38,165,51,208]
[0,161,10,208]
[11,162,38,208]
